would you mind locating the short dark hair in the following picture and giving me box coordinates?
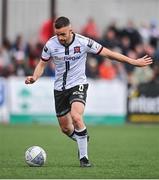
[54,16,70,29]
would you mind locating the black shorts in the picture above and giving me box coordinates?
[54,84,88,117]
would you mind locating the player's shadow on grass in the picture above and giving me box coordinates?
[48,162,83,168]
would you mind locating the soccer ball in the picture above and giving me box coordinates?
[25,146,47,167]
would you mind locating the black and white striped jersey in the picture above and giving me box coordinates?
[41,33,103,90]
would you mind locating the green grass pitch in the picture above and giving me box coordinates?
[0,124,159,179]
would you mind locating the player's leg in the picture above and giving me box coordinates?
[71,102,85,129]
[54,85,91,167]
[71,102,91,167]
[69,84,91,167]
[54,89,76,141]
[57,112,76,141]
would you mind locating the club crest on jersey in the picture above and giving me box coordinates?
[74,46,81,54]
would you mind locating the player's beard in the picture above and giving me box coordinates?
[59,34,72,46]
[59,39,67,46]
[59,40,66,45]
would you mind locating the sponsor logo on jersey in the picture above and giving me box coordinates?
[54,55,81,61]
[64,56,81,61]
[74,46,81,54]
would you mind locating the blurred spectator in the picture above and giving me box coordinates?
[39,18,55,44]
[119,35,131,55]
[11,35,28,56]
[139,22,151,44]
[124,50,137,85]
[115,62,127,82]
[13,51,31,76]
[0,38,12,77]
[27,41,43,73]
[110,47,127,82]
[0,47,4,75]
[149,19,159,48]
[153,48,159,63]
[0,18,157,85]
[134,43,145,58]
[121,19,142,49]
[86,56,99,79]
[107,20,120,38]
[144,43,155,58]
[81,18,100,40]
[0,45,11,69]
[2,64,15,77]
[124,50,137,73]
[132,66,153,85]
[100,26,118,49]
[44,61,55,77]
[98,58,117,80]
[151,62,159,83]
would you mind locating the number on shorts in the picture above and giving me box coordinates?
[79,85,84,91]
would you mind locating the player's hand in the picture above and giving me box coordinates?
[135,55,153,67]
[25,76,36,84]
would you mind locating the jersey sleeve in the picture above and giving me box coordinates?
[85,38,103,55]
[41,42,51,61]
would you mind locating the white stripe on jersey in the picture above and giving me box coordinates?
[41,33,103,90]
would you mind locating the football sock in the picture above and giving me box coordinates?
[68,129,76,141]
[75,127,88,159]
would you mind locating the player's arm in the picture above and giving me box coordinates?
[99,47,153,67]
[25,59,48,84]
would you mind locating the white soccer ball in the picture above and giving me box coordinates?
[25,146,47,167]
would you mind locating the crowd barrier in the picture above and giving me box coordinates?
[1,77,158,124]
[0,77,127,124]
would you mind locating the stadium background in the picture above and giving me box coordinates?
[0,0,159,124]
[1,0,159,41]
[0,0,159,178]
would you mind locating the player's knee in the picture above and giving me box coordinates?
[60,126,70,135]
[71,112,82,125]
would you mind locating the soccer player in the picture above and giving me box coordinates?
[25,16,153,167]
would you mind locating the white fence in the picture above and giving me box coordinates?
[0,77,127,124]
